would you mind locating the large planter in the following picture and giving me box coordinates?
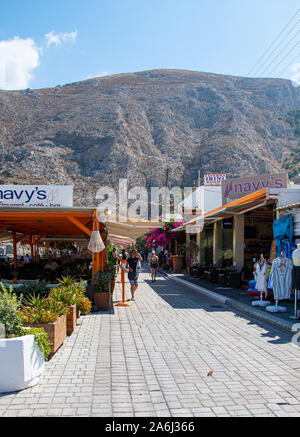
[173,255,184,273]
[66,305,77,336]
[94,292,111,311]
[0,335,45,393]
[26,315,67,355]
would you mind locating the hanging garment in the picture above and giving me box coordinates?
[255,261,267,292]
[284,242,297,259]
[273,215,293,257]
[270,256,293,300]
[293,266,300,289]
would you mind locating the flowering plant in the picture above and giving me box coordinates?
[76,296,91,315]
[144,221,183,248]
[19,307,58,324]
[19,294,68,324]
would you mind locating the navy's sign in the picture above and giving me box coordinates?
[0,185,73,208]
[222,173,288,205]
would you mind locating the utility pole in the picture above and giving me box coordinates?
[165,168,169,190]
[198,155,202,187]
[164,168,169,221]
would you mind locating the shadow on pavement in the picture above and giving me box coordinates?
[142,269,294,346]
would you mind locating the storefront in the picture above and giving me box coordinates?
[0,206,106,281]
[185,186,300,280]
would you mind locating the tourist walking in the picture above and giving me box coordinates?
[126,249,143,301]
[149,250,159,282]
[164,246,169,270]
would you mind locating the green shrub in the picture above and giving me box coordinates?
[21,327,52,360]
[57,276,77,287]
[16,280,50,298]
[0,282,23,336]
[76,296,91,315]
[49,286,77,306]
[94,271,112,293]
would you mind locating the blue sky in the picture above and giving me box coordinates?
[0,0,299,90]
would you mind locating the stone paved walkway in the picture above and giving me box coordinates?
[1,267,300,417]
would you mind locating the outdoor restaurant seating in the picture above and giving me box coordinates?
[228,271,242,288]
[190,264,243,288]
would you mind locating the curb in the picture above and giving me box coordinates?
[162,271,294,334]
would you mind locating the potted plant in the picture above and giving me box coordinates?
[93,271,112,311]
[49,285,77,336]
[69,279,90,318]
[20,294,67,356]
[75,295,91,316]
[0,283,51,393]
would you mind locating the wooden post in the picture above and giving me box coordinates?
[30,235,34,263]
[92,252,96,281]
[13,232,17,270]
[186,232,190,273]
[96,252,100,274]
[115,260,131,307]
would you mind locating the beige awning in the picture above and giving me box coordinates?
[105,218,163,242]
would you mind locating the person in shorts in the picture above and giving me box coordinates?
[126,249,143,301]
[149,250,159,282]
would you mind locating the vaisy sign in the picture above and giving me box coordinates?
[204,174,226,185]
[0,185,73,208]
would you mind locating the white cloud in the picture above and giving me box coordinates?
[45,30,78,48]
[0,30,78,90]
[85,72,110,80]
[0,36,40,90]
[291,62,300,88]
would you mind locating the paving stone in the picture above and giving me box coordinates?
[2,269,300,417]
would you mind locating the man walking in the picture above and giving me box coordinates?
[126,249,143,301]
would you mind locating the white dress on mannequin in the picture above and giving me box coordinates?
[255,261,267,292]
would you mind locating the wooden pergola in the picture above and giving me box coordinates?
[0,207,106,279]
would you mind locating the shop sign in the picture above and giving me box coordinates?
[204,174,226,185]
[222,173,288,205]
[0,185,73,208]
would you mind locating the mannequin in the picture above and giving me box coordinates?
[266,251,293,313]
[252,254,270,307]
[290,243,300,320]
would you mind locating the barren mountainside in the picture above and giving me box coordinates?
[0,69,300,205]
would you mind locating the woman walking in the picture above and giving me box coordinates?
[149,250,159,282]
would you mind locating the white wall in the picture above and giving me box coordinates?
[269,188,300,207]
[178,186,222,217]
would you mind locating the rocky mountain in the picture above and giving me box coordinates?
[0,69,300,206]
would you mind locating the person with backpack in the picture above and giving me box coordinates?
[149,250,159,282]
